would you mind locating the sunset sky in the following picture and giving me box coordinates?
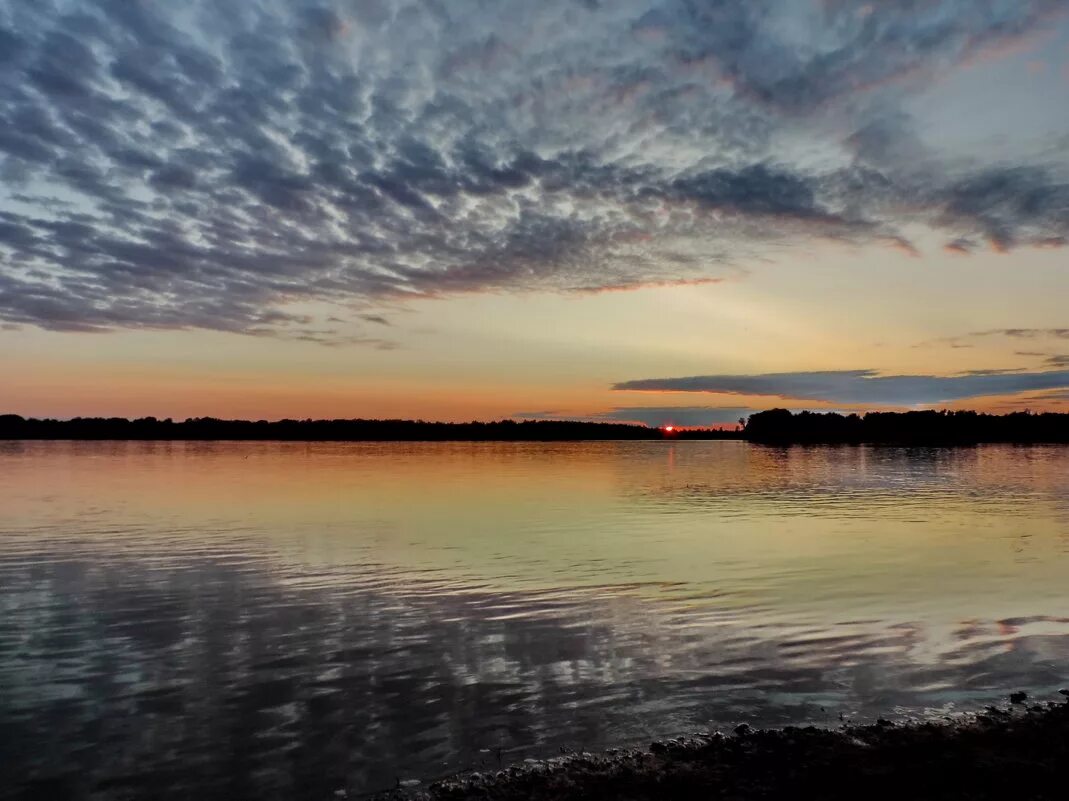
[2,0,1069,425]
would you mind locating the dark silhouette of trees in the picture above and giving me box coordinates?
[3,411,1066,443]
[0,415,738,441]
[743,408,1069,444]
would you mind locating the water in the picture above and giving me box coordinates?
[2,440,1068,799]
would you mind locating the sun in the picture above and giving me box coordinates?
[664,425,674,432]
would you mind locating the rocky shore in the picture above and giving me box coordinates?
[375,693,1069,800]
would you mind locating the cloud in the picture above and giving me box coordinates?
[932,167,1069,253]
[604,406,754,427]
[511,410,562,419]
[514,406,752,428]
[613,369,1069,406]
[1010,348,1069,368]
[978,328,1069,339]
[0,1,1067,339]
[918,328,1069,350]
[358,314,391,326]
[944,238,976,255]
[959,368,1028,376]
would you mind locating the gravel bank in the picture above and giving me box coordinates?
[374,694,1069,800]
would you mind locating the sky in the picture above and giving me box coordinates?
[1,0,1069,426]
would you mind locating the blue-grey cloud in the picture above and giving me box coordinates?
[920,328,1069,351]
[0,1,1067,340]
[357,314,391,326]
[977,328,1069,339]
[613,369,1069,405]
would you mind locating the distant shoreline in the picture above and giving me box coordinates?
[2,409,1068,444]
[0,415,736,442]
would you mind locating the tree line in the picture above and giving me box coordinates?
[3,410,1067,443]
[0,415,736,441]
[742,409,1069,444]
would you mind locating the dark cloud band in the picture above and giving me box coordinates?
[613,369,1069,406]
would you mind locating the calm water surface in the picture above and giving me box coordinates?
[2,441,1069,799]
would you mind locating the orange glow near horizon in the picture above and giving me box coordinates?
[3,250,1069,422]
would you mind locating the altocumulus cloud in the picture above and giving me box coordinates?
[0,1,1068,340]
[613,369,1069,406]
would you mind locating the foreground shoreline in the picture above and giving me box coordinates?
[375,696,1069,800]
